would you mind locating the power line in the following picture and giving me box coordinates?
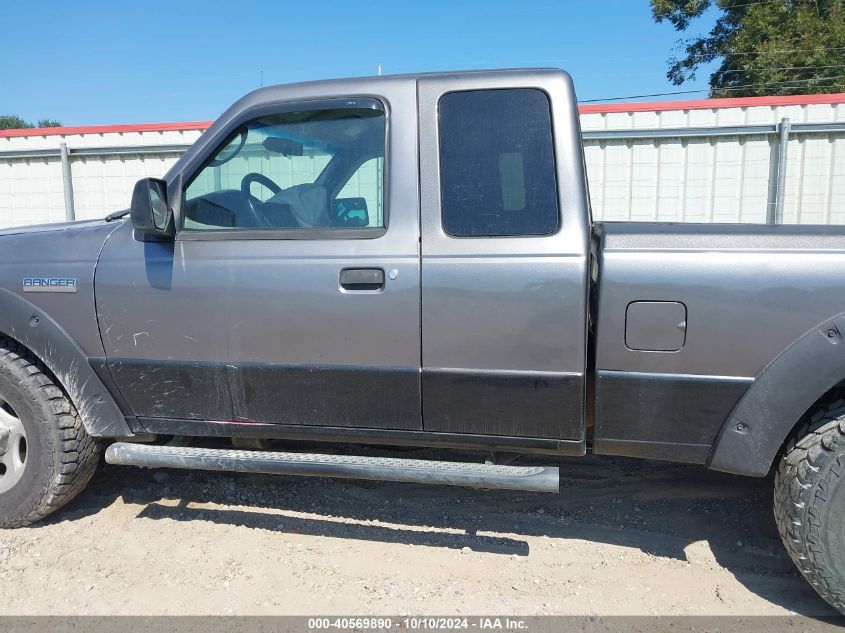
[718,0,795,8]
[751,74,845,83]
[582,90,715,103]
[713,64,845,75]
[582,76,845,102]
[675,46,845,61]
[425,44,845,70]
[693,0,840,11]
[584,84,845,103]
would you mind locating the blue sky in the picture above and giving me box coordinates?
[1,0,717,126]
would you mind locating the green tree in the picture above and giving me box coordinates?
[0,115,62,130]
[0,115,30,130]
[651,0,845,97]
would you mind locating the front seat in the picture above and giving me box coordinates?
[267,184,330,228]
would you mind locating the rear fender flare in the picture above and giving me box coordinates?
[708,310,845,476]
[0,287,133,438]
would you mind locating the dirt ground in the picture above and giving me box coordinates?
[0,445,839,616]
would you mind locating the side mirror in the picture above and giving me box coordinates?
[331,197,370,228]
[131,178,174,240]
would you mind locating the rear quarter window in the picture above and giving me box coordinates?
[438,88,559,237]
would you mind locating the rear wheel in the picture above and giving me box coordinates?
[0,338,100,528]
[774,401,845,613]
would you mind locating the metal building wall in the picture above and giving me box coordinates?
[1,94,843,228]
[0,125,205,227]
[580,97,845,224]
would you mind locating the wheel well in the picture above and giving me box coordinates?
[0,305,132,439]
[708,312,845,477]
[0,333,70,404]
[775,378,845,466]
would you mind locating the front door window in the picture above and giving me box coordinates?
[184,105,386,232]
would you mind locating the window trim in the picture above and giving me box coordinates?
[176,227,387,241]
[436,87,561,240]
[176,97,390,241]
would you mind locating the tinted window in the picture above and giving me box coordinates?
[438,89,559,237]
[184,105,385,232]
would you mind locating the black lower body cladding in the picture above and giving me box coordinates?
[592,370,752,464]
[107,359,586,443]
[106,359,422,430]
[422,369,584,440]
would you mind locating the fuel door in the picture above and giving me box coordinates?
[625,301,687,352]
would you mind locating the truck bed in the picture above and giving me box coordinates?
[591,221,845,464]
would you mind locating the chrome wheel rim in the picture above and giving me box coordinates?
[0,397,27,494]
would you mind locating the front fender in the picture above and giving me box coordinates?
[0,287,133,438]
[708,310,845,476]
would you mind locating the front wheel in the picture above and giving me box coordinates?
[0,338,100,528]
[774,401,845,613]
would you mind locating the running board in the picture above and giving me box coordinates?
[105,443,559,493]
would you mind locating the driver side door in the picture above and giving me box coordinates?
[96,86,422,432]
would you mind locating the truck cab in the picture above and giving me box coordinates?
[97,70,591,454]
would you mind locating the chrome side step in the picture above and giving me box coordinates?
[105,443,559,493]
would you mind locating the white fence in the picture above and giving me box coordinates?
[1,93,843,228]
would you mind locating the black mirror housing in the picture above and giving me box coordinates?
[331,197,370,228]
[263,136,304,156]
[131,178,174,240]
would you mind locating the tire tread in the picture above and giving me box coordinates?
[0,337,100,528]
[774,399,845,612]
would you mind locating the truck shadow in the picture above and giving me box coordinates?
[60,449,837,616]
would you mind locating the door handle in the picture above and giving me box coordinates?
[340,268,385,291]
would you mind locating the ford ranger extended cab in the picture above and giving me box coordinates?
[1,69,844,611]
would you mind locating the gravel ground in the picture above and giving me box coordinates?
[0,444,838,616]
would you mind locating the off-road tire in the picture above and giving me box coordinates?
[0,337,100,528]
[774,400,845,613]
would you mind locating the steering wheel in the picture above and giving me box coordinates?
[240,173,282,228]
[242,173,281,198]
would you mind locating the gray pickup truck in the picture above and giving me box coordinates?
[1,69,844,610]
